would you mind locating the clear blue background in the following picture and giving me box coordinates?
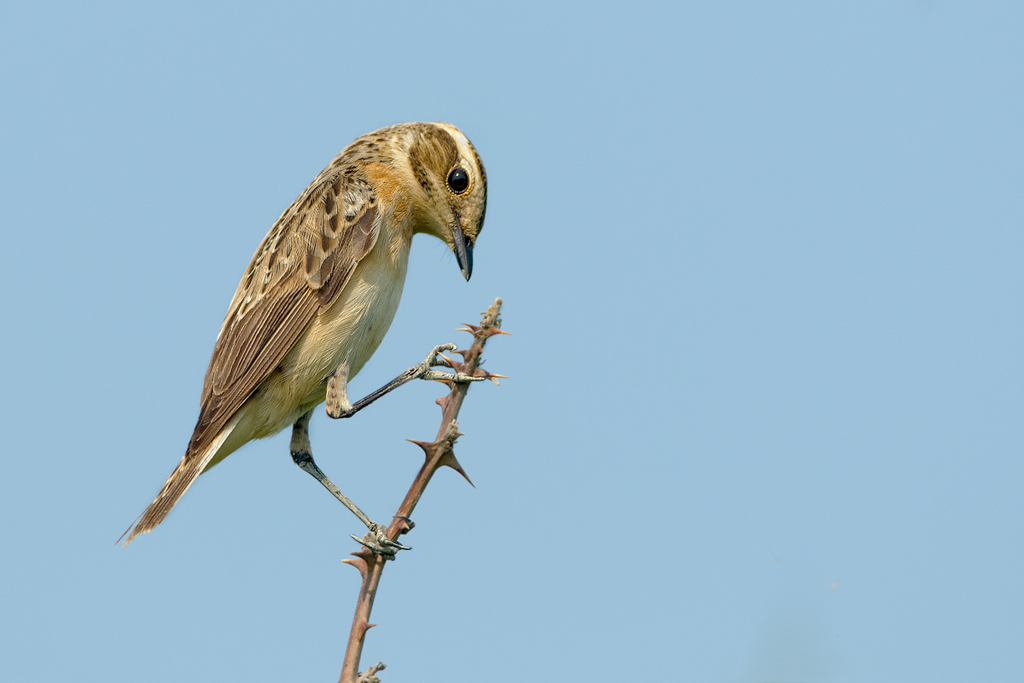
[1,2,1021,681]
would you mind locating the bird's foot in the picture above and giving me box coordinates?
[351,522,410,559]
[415,343,487,384]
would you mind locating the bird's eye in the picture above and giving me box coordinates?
[447,167,469,194]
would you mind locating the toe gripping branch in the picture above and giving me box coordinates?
[330,339,501,421]
[337,298,507,683]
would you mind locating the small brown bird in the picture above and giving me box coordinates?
[124,122,487,551]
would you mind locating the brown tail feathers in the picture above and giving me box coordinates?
[120,425,234,546]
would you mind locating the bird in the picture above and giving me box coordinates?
[123,122,487,551]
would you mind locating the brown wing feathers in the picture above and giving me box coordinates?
[190,175,378,459]
[122,166,380,545]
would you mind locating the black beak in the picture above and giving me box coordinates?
[451,214,473,281]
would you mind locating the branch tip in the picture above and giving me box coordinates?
[340,299,503,682]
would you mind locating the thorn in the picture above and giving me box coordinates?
[351,545,375,560]
[454,326,474,333]
[439,354,464,373]
[485,327,511,337]
[342,556,370,578]
[435,395,450,410]
[488,375,507,385]
[459,323,481,333]
[439,449,475,487]
[364,622,377,631]
[454,348,471,359]
[473,369,508,378]
[406,438,435,458]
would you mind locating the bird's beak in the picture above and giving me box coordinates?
[451,214,473,281]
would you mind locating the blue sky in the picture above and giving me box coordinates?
[1,2,1022,681]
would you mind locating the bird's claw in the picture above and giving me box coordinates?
[413,344,483,384]
[424,343,457,367]
[351,523,411,559]
[420,370,486,383]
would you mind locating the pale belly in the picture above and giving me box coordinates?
[213,244,410,463]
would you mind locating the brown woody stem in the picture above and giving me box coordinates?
[338,298,504,683]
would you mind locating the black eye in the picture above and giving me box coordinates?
[447,167,469,194]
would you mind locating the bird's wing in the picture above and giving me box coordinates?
[187,171,380,457]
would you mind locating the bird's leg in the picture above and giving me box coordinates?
[327,343,485,420]
[289,409,409,557]
[325,361,353,418]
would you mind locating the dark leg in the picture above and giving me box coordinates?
[289,409,409,557]
[326,344,483,420]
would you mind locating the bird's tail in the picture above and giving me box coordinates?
[120,422,236,546]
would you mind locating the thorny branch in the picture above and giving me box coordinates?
[338,297,507,683]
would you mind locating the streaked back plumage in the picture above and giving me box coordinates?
[123,122,487,545]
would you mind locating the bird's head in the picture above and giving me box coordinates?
[401,122,487,281]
